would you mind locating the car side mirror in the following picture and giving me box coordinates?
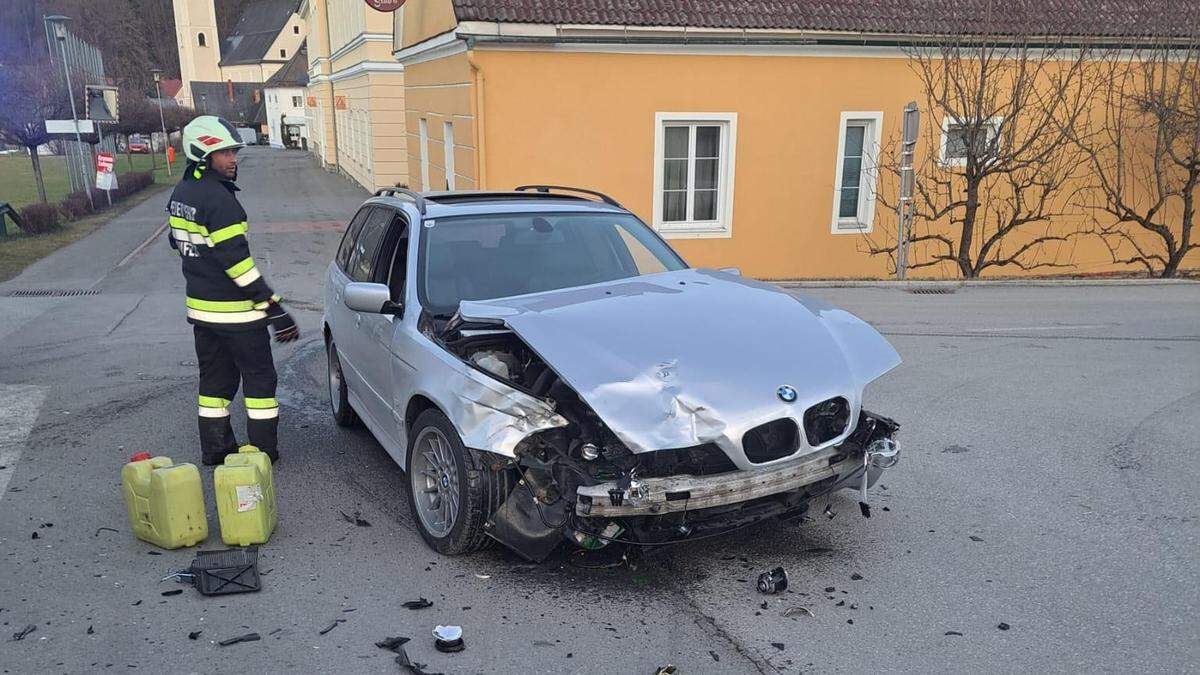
[719,266,742,276]
[344,282,401,315]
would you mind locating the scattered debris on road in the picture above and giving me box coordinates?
[998,622,1011,631]
[188,631,202,640]
[376,636,411,651]
[824,505,837,519]
[655,666,678,675]
[94,527,119,537]
[757,566,788,594]
[782,606,815,618]
[161,589,183,597]
[771,642,785,651]
[850,573,864,581]
[339,509,371,527]
[970,536,985,542]
[945,631,964,636]
[319,619,346,635]
[403,598,433,610]
[218,632,261,646]
[859,502,872,518]
[87,625,94,635]
[13,624,37,640]
[433,625,464,653]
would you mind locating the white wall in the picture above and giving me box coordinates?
[264,86,308,148]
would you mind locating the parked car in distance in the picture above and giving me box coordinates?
[127,135,149,153]
[323,186,903,561]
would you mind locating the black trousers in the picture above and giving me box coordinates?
[194,324,279,460]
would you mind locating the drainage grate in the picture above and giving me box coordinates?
[908,287,956,295]
[7,288,101,298]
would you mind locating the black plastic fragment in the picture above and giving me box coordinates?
[402,598,433,610]
[709,651,720,662]
[770,642,785,651]
[319,619,346,635]
[435,637,465,653]
[13,624,37,640]
[859,501,871,518]
[997,622,1011,631]
[218,632,261,646]
[376,636,411,651]
[969,535,984,542]
[94,527,119,537]
[161,589,183,597]
[31,532,38,540]
[945,631,964,636]
[850,573,864,581]
[188,631,202,640]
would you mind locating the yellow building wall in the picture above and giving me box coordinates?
[332,70,408,191]
[403,52,477,191]
[463,49,1196,279]
[398,0,458,48]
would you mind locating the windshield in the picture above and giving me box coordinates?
[418,211,688,316]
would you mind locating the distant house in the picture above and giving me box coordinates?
[391,0,1198,279]
[172,0,306,118]
[263,42,309,148]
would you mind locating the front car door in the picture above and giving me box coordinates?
[327,205,373,394]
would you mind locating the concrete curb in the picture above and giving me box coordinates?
[774,278,1197,288]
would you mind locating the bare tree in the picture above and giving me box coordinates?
[863,30,1092,278]
[0,60,68,203]
[1075,42,1200,277]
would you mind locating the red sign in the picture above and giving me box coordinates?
[334,95,347,110]
[364,0,406,11]
[96,152,114,173]
[306,96,317,107]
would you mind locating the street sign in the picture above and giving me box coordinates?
[96,151,118,191]
[364,0,406,11]
[46,119,96,135]
[85,85,120,122]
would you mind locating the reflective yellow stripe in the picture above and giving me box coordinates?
[186,297,255,312]
[245,397,278,409]
[169,216,210,237]
[225,257,256,279]
[247,407,279,420]
[198,395,231,408]
[232,266,262,287]
[210,222,247,244]
[254,299,272,310]
[186,307,267,324]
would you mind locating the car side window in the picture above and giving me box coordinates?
[383,221,409,303]
[336,207,372,272]
[347,207,392,283]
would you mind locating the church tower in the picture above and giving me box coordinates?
[172,0,221,107]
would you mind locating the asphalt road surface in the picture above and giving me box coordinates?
[1,148,1197,673]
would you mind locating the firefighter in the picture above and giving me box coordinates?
[167,115,299,465]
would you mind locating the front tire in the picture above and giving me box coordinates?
[406,409,509,555]
[327,340,359,428]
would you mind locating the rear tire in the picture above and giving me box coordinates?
[406,409,511,555]
[327,340,359,428]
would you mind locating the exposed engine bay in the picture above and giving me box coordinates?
[438,315,902,562]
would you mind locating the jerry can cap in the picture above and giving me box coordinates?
[238,445,260,454]
[130,452,152,462]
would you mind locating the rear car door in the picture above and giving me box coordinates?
[340,207,397,438]
[355,208,410,445]
[327,206,373,393]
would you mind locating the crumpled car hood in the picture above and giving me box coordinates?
[458,269,900,458]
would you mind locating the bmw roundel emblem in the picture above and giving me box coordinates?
[777,385,798,403]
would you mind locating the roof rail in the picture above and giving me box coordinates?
[514,185,623,208]
[374,185,427,215]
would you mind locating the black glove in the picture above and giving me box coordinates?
[266,302,299,343]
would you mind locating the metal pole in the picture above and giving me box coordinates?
[57,37,93,210]
[154,79,172,176]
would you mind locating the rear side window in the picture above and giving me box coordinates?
[336,207,373,272]
[347,208,393,282]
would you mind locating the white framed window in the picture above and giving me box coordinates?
[443,121,456,190]
[418,117,430,191]
[651,112,737,239]
[831,111,883,234]
[940,116,1003,166]
[292,95,302,107]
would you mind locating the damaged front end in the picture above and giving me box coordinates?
[436,307,901,563]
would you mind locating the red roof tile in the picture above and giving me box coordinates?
[451,0,1198,39]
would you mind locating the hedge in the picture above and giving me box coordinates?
[18,203,61,234]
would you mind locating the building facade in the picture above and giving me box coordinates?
[300,0,407,192]
[393,0,1198,279]
[172,0,306,108]
[264,43,309,148]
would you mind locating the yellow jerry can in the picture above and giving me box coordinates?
[214,445,277,546]
[121,453,208,549]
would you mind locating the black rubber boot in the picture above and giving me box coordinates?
[199,417,238,466]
